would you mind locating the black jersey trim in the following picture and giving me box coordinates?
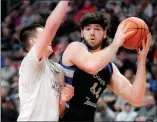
[109,62,113,76]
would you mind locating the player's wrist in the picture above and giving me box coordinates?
[136,55,146,66]
[60,99,67,104]
[109,42,119,51]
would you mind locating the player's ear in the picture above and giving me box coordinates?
[103,31,106,39]
[29,38,35,46]
[81,30,84,38]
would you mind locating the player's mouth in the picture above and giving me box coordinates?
[90,38,95,41]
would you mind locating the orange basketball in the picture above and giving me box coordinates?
[120,17,149,50]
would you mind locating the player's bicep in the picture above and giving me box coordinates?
[72,47,91,69]
[108,63,133,101]
[63,42,93,73]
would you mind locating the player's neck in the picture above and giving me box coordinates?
[44,53,50,59]
[90,46,101,53]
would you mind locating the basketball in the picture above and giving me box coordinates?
[120,17,149,50]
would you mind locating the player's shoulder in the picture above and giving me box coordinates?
[68,41,85,48]
[66,41,87,52]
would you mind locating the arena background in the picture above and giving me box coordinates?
[1,0,156,121]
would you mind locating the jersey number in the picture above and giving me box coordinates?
[90,82,101,98]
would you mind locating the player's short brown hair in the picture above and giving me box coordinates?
[19,24,44,52]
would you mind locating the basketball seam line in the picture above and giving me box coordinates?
[125,28,139,42]
[143,23,147,47]
[127,19,138,27]
[136,28,143,48]
[137,21,143,48]
[124,20,139,42]
[126,19,149,31]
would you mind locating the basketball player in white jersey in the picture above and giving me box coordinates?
[17,1,74,121]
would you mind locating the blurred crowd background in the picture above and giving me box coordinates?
[1,0,157,122]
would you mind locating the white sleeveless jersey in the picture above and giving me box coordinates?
[17,45,64,121]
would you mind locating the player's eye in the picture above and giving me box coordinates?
[86,28,90,30]
[95,28,100,31]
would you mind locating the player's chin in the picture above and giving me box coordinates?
[48,49,53,55]
[47,47,53,55]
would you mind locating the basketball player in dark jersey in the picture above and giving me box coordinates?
[59,12,152,121]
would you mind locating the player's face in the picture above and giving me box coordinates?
[36,28,53,56]
[81,24,106,50]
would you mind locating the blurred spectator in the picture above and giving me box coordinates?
[1,56,5,68]
[101,88,117,111]
[95,99,116,121]
[56,13,78,37]
[147,75,156,92]
[151,3,157,33]
[124,68,135,84]
[74,0,96,23]
[119,0,137,21]
[21,7,35,27]
[137,95,156,121]
[1,80,10,93]
[136,0,153,27]
[51,36,70,62]
[138,0,153,19]
[107,1,120,16]
[114,96,126,113]
[33,12,44,25]
[2,16,15,33]
[38,1,50,21]
[19,1,31,14]
[66,1,79,20]
[1,57,17,81]
[135,115,147,121]
[115,103,137,121]
[8,75,19,96]
[1,27,12,51]
[114,48,136,75]
[38,1,50,15]
[10,10,21,26]
[69,30,81,42]
[145,82,153,96]
[11,25,22,51]
[136,4,148,21]
[96,0,107,11]
[105,8,120,38]
[1,84,18,122]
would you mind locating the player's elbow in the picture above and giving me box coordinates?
[86,64,98,75]
[87,68,97,75]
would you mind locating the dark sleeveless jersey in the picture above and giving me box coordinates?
[59,56,113,121]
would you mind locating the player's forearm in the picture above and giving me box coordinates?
[59,101,66,117]
[89,43,118,74]
[36,1,69,60]
[131,58,146,105]
[45,1,69,28]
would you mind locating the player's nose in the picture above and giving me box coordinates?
[89,29,95,36]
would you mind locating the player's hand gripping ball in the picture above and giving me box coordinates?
[120,17,149,50]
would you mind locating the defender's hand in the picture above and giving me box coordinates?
[136,33,152,60]
[60,85,74,102]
